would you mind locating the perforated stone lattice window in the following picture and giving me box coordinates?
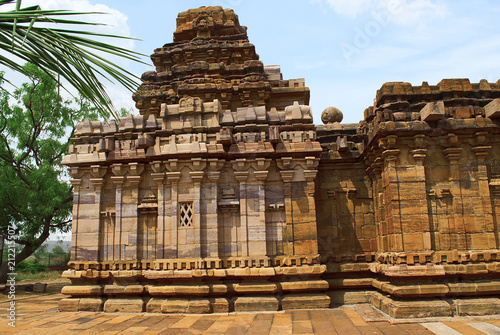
[179,202,193,227]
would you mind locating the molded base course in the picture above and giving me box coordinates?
[58,276,500,317]
[146,297,229,313]
[79,298,105,312]
[146,298,162,313]
[382,298,452,318]
[59,298,80,312]
[59,293,500,318]
[371,292,452,318]
[282,294,330,310]
[233,296,279,312]
[160,298,212,314]
[328,290,371,305]
[103,298,147,313]
[210,297,230,313]
[454,298,500,316]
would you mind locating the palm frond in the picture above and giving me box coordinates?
[0,0,147,119]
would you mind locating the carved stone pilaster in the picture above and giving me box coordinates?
[110,176,125,260]
[189,170,204,258]
[151,170,165,259]
[206,160,222,258]
[69,179,82,261]
[471,146,492,163]
[411,149,428,166]
[165,171,181,258]
[90,177,105,261]
[443,147,462,181]
[234,169,249,257]
[382,149,400,168]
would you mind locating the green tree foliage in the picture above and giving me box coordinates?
[0,63,98,283]
[0,0,144,118]
[51,245,66,254]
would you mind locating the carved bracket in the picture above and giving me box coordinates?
[251,158,271,172]
[90,165,107,178]
[190,158,207,172]
[111,163,126,176]
[150,161,165,173]
[233,158,248,172]
[165,159,179,172]
[129,163,144,176]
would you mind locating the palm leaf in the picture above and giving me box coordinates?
[0,0,147,119]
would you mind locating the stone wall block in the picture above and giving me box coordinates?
[281,294,330,310]
[59,298,80,312]
[454,298,500,316]
[485,98,500,119]
[146,298,163,313]
[103,298,146,313]
[233,296,279,312]
[79,298,106,311]
[421,101,445,121]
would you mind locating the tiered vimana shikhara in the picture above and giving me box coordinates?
[60,6,500,318]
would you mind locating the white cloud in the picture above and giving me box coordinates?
[12,0,133,48]
[320,0,448,24]
[324,0,372,17]
[381,0,448,25]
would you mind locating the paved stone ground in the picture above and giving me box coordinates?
[2,285,500,334]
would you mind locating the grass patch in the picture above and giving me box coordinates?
[15,270,64,282]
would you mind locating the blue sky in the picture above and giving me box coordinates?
[11,0,500,124]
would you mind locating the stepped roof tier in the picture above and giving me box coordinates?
[133,6,309,119]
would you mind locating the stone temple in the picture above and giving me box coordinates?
[60,7,500,318]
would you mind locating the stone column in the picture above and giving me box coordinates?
[234,159,250,257]
[396,134,432,252]
[69,178,82,261]
[122,163,142,261]
[70,166,105,262]
[102,211,115,261]
[205,159,223,258]
[89,165,107,262]
[471,137,495,249]
[189,170,204,259]
[443,142,465,250]
[490,178,500,248]
[278,156,321,257]
[90,177,105,261]
[279,169,295,256]
[235,171,249,257]
[151,165,165,259]
[111,163,126,260]
[165,170,181,258]
[248,158,270,256]
[367,159,384,252]
[381,139,403,252]
[300,166,320,256]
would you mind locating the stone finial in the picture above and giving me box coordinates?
[174,7,247,42]
[321,107,343,124]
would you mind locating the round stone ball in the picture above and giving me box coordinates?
[321,107,343,124]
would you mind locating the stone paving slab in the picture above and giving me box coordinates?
[2,290,500,334]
